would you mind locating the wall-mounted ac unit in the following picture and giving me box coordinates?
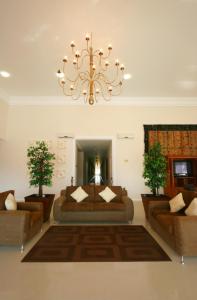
[57,133,74,139]
[117,133,134,140]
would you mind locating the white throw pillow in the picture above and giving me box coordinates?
[71,187,88,203]
[5,193,17,210]
[99,187,116,203]
[169,193,185,213]
[185,198,197,216]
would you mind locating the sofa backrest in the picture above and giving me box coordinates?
[61,185,124,203]
[0,190,15,210]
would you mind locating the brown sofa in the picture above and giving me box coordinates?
[148,190,197,263]
[0,190,43,251]
[53,185,134,223]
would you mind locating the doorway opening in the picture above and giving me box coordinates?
[75,139,113,185]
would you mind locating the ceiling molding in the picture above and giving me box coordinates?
[7,96,197,107]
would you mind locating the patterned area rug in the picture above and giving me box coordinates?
[22,225,171,262]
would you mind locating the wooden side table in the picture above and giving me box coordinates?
[141,194,171,220]
[25,194,55,222]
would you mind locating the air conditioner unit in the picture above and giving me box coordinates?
[57,133,74,139]
[117,133,134,140]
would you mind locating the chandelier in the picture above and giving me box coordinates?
[57,33,125,105]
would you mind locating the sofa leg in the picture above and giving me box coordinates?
[181,256,184,265]
[21,245,24,253]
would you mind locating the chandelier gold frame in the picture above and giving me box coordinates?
[57,33,125,105]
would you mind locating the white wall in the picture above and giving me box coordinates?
[0,99,9,140]
[1,104,197,200]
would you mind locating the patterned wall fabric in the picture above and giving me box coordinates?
[144,125,197,156]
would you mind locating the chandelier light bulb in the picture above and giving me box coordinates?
[70,85,74,90]
[115,59,120,66]
[63,56,68,62]
[61,79,65,85]
[85,33,90,41]
[92,64,96,70]
[96,88,100,94]
[70,41,75,48]
[105,61,109,67]
[73,59,77,65]
[83,89,87,95]
[120,64,125,71]
[108,44,112,51]
[108,86,112,92]
[75,50,80,58]
[99,49,103,56]
[89,98,94,105]
[56,70,64,78]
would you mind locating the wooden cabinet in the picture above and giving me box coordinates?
[141,194,171,220]
[164,156,197,197]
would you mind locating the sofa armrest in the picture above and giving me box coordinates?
[60,190,66,197]
[0,210,31,245]
[122,196,134,221]
[17,201,43,211]
[173,215,197,256]
[53,196,65,221]
[54,196,65,207]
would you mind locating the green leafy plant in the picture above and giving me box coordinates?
[143,142,167,195]
[27,141,55,197]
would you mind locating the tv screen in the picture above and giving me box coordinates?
[173,160,192,177]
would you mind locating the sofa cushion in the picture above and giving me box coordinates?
[169,193,186,212]
[61,201,93,211]
[70,187,88,203]
[185,198,197,216]
[5,193,17,210]
[95,186,123,202]
[0,190,15,210]
[93,201,125,211]
[66,186,94,202]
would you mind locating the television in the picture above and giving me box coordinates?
[173,160,193,177]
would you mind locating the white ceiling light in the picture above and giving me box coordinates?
[0,70,11,78]
[123,73,132,80]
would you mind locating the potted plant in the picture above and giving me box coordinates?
[25,141,55,222]
[141,141,169,219]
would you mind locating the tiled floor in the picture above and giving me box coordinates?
[0,202,197,300]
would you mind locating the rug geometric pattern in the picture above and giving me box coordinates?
[22,225,171,262]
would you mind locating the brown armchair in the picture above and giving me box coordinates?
[0,190,43,251]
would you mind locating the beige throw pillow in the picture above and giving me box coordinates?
[71,187,88,203]
[185,198,197,216]
[169,193,185,213]
[99,187,116,203]
[5,193,17,210]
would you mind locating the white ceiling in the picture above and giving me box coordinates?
[1,0,197,102]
